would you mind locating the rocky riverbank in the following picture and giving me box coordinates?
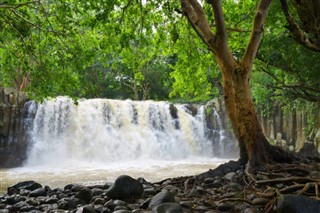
[1,161,320,213]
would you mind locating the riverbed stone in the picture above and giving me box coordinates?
[82,205,97,213]
[76,187,93,203]
[224,172,236,180]
[276,194,320,213]
[57,197,78,210]
[29,187,46,197]
[148,190,176,208]
[8,180,42,195]
[152,202,183,213]
[106,175,143,202]
[91,188,105,196]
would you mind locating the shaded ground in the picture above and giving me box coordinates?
[1,160,320,212]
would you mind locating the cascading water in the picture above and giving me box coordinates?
[0,97,236,193]
[24,97,229,166]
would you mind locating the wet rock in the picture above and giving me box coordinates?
[92,197,106,205]
[149,190,176,208]
[57,198,78,210]
[252,197,270,206]
[105,199,128,211]
[29,187,46,197]
[204,178,215,184]
[217,202,235,211]
[229,183,243,191]
[43,197,59,204]
[180,201,193,208]
[106,175,143,202]
[140,197,151,209]
[113,210,130,213]
[224,172,236,180]
[187,188,199,197]
[144,187,158,196]
[91,188,105,196]
[76,187,93,203]
[8,181,42,195]
[276,194,320,213]
[82,205,96,213]
[12,201,27,211]
[152,202,183,213]
[309,171,320,179]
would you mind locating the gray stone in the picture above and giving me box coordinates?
[92,197,106,205]
[180,201,193,208]
[252,197,269,205]
[276,194,320,213]
[43,197,59,204]
[217,202,235,211]
[229,183,243,191]
[8,181,42,194]
[152,202,183,213]
[204,178,215,184]
[57,198,78,210]
[310,171,320,179]
[82,205,97,213]
[187,188,198,197]
[140,197,151,209]
[149,190,175,208]
[106,175,143,202]
[29,187,46,197]
[224,172,236,180]
[91,188,104,196]
[76,187,93,204]
[12,201,27,211]
[144,187,158,196]
[113,210,130,213]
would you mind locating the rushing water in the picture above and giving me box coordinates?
[0,97,236,195]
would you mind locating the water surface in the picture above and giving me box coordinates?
[0,158,227,195]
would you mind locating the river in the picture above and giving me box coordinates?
[0,158,228,195]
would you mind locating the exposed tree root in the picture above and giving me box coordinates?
[177,159,320,212]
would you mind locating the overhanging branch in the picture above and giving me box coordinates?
[241,0,272,72]
[180,0,215,51]
[279,0,320,52]
[258,62,320,102]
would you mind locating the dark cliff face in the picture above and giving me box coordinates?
[0,88,29,168]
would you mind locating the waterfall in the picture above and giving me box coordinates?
[24,97,233,166]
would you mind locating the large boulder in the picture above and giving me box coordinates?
[106,175,143,202]
[276,194,320,213]
[7,181,42,195]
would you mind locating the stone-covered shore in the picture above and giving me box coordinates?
[1,164,320,213]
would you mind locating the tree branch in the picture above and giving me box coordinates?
[280,0,320,52]
[180,0,215,50]
[0,1,40,9]
[259,63,320,102]
[241,0,272,73]
[206,0,235,71]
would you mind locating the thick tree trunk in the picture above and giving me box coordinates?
[181,0,298,168]
[221,63,295,167]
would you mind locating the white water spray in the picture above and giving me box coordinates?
[24,97,229,167]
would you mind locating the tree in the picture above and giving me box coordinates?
[180,0,297,168]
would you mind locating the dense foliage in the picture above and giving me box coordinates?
[0,0,319,109]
